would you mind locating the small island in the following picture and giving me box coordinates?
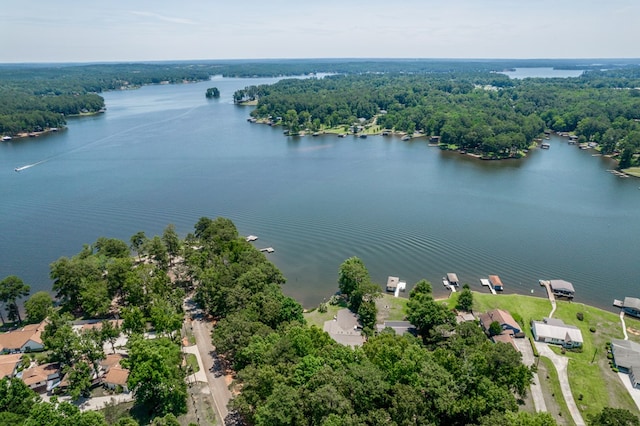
[205,87,220,98]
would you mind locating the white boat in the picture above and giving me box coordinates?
[2,136,11,141]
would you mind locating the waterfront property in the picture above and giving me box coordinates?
[479,308,524,338]
[376,321,416,336]
[18,362,61,392]
[531,317,583,348]
[0,321,45,354]
[549,279,575,299]
[610,339,640,389]
[323,308,365,347]
[446,273,460,286]
[615,297,640,318]
[480,278,497,295]
[0,353,23,379]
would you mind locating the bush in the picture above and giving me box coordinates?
[612,367,619,373]
[607,353,613,360]
[576,312,584,321]
[590,326,596,333]
[529,336,539,357]
[318,303,328,313]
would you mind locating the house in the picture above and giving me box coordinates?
[479,309,524,338]
[621,297,640,318]
[531,318,583,348]
[18,362,61,392]
[611,339,640,388]
[323,308,365,347]
[386,276,399,293]
[489,275,504,291]
[376,321,416,336]
[0,353,23,379]
[0,321,46,354]
[549,280,575,298]
[103,365,130,392]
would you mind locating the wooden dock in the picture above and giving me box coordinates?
[613,299,624,308]
[443,280,457,293]
[480,278,496,295]
[260,247,274,253]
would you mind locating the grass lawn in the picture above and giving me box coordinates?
[622,167,640,177]
[538,356,575,425]
[304,299,347,329]
[185,353,199,374]
[457,291,640,419]
[376,293,409,323]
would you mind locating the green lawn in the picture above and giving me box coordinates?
[185,353,199,374]
[304,299,348,329]
[622,167,640,177]
[456,291,640,419]
[376,293,409,322]
[538,356,575,425]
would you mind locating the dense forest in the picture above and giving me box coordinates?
[244,68,640,163]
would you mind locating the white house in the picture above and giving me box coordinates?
[531,318,583,348]
[0,322,45,354]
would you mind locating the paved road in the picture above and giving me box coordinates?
[535,342,585,426]
[190,315,232,424]
[513,338,547,413]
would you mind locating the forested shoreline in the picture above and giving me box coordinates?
[243,68,640,164]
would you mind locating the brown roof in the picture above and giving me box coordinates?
[488,275,503,286]
[0,321,46,351]
[479,309,520,332]
[104,366,129,386]
[20,363,59,387]
[492,333,517,349]
[81,319,123,332]
[100,353,126,369]
[0,353,23,378]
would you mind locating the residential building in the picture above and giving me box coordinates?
[531,318,583,348]
[611,339,640,388]
[18,362,61,392]
[0,353,23,379]
[376,321,416,336]
[0,321,45,354]
[479,308,524,338]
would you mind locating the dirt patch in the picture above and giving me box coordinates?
[181,382,218,425]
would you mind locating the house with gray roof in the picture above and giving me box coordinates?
[611,339,640,388]
[323,308,365,347]
[376,321,416,336]
[531,317,583,348]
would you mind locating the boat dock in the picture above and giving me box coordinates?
[260,247,274,253]
[607,169,629,178]
[246,235,258,242]
[613,299,624,308]
[443,279,457,293]
[480,279,496,295]
[394,281,406,298]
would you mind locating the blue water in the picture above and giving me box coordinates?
[1,77,639,309]
[500,67,584,79]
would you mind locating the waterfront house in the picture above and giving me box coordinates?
[489,275,504,291]
[479,309,524,338]
[549,279,575,299]
[323,308,365,347]
[610,339,640,388]
[0,321,45,354]
[386,276,399,293]
[531,318,583,348]
[621,297,640,318]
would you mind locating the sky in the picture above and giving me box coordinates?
[2,0,639,63]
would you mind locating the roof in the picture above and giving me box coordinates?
[0,353,23,378]
[447,273,459,283]
[479,309,520,332]
[386,276,399,289]
[20,363,60,387]
[492,333,517,349]
[0,326,43,351]
[100,353,126,369]
[532,319,583,344]
[611,339,640,370]
[379,321,416,336]
[79,319,123,332]
[104,366,129,386]
[323,309,365,347]
[623,297,640,311]
[549,279,575,293]
[489,275,503,287]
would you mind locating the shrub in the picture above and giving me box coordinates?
[578,393,583,401]
[612,367,619,373]
[318,303,328,313]
[529,336,539,357]
[607,353,613,360]
[590,326,596,333]
[576,312,584,321]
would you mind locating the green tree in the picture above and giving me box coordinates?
[41,312,78,365]
[0,275,30,324]
[406,286,455,343]
[146,236,169,270]
[588,407,640,426]
[456,287,474,311]
[205,87,220,98]
[125,337,187,417]
[130,231,148,261]
[0,377,40,421]
[94,237,130,258]
[24,291,53,323]
[489,320,503,336]
[161,224,181,266]
[64,361,92,400]
[337,257,369,299]
[121,306,146,336]
[101,320,121,354]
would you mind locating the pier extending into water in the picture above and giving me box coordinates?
[480,279,497,295]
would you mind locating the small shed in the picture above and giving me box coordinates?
[489,275,504,291]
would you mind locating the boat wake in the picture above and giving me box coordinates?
[14,160,47,172]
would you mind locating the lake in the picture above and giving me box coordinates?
[499,67,584,79]
[1,76,639,310]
